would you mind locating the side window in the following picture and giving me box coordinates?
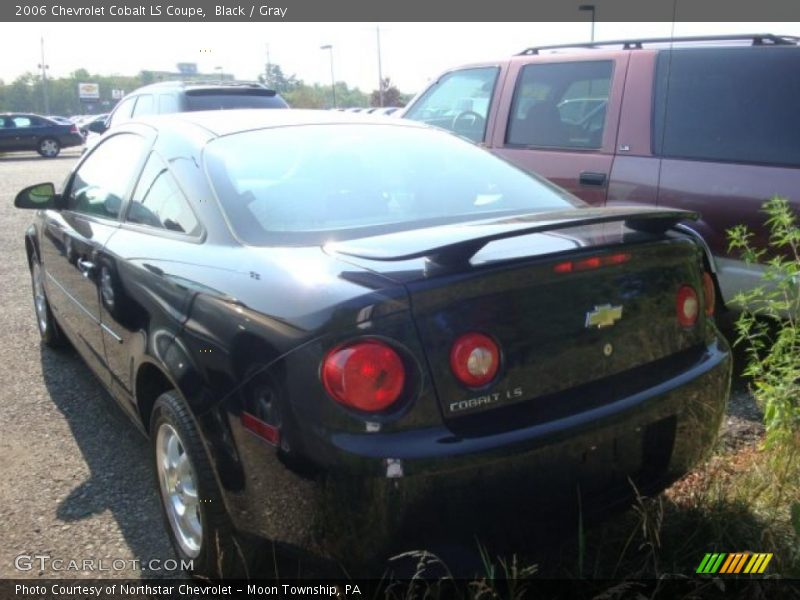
[127,153,201,236]
[506,61,613,149]
[12,117,32,128]
[654,48,800,167]
[158,94,180,114]
[109,96,137,128]
[132,94,155,117]
[67,133,148,219]
[403,67,499,143]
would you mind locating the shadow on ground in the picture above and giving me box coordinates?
[39,343,179,578]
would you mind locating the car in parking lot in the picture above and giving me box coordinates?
[0,113,84,157]
[95,80,289,134]
[402,33,800,310]
[16,109,731,577]
[79,113,109,135]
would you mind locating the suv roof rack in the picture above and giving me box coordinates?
[518,33,800,55]
[144,80,272,90]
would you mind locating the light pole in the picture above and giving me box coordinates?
[376,26,384,107]
[320,44,336,108]
[38,36,50,114]
[579,4,596,43]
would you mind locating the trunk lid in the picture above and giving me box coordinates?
[328,207,707,422]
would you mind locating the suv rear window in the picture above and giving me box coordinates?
[653,47,800,167]
[185,89,288,111]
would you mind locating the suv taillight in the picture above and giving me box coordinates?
[702,273,716,317]
[322,341,405,412]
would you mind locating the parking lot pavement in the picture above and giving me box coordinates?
[0,152,177,579]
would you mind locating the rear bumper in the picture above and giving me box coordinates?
[229,336,731,563]
[59,134,85,148]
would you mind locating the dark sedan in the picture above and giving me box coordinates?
[16,110,731,578]
[1,113,84,157]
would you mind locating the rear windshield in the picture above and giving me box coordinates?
[185,90,288,111]
[204,123,579,246]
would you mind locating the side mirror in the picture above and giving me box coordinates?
[87,120,108,134]
[15,183,59,210]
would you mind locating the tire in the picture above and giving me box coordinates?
[30,259,66,348]
[150,391,262,579]
[37,137,60,158]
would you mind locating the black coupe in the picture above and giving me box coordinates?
[1,113,84,157]
[16,110,731,577]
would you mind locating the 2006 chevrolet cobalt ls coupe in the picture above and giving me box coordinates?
[16,110,731,577]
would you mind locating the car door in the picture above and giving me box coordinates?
[100,149,204,407]
[10,116,38,150]
[0,117,17,151]
[490,54,629,206]
[39,132,150,386]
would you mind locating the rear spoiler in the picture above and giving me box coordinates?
[326,206,698,267]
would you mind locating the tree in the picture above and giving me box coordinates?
[260,64,300,94]
[370,77,410,108]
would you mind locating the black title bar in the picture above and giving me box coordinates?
[2,0,800,22]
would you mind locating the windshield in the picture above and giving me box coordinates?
[204,123,580,245]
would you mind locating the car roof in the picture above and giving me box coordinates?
[131,108,427,138]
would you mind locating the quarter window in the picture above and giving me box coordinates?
[506,61,612,149]
[132,94,155,117]
[68,134,148,219]
[158,94,180,114]
[654,47,800,167]
[128,153,201,236]
[403,67,499,143]
[109,96,137,128]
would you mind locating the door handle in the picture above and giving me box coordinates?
[579,171,607,187]
[77,258,96,277]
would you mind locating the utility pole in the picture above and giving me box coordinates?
[376,25,384,107]
[265,43,271,86]
[38,36,50,114]
[579,5,596,43]
[320,44,336,108]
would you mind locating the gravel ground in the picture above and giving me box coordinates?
[0,150,176,579]
[0,151,765,579]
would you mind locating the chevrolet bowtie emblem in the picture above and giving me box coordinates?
[585,304,623,329]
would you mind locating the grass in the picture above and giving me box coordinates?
[386,406,799,587]
[556,435,800,579]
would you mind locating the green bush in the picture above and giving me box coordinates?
[728,197,800,448]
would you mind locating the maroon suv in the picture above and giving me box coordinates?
[401,34,800,309]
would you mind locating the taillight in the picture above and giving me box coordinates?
[702,272,715,317]
[322,341,405,412]
[553,253,630,274]
[676,285,699,328]
[69,124,79,134]
[450,333,500,387]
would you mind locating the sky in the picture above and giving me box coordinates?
[1,22,798,95]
